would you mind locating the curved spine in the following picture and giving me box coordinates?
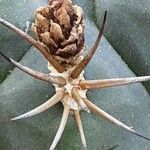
[83,98,150,141]
[49,104,70,150]
[70,11,107,79]
[0,51,66,85]
[0,18,65,72]
[11,89,65,121]
[74,110,87,150]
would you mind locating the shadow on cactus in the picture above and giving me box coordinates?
[0,0,150,150]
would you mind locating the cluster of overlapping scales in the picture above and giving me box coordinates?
[0,0,150,150]
[32,0,84,61]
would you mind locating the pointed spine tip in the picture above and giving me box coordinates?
[11,117,20,121]
[70,11,107,79]
[11,118,16,121]
[10,89,65,121]
[133,131,150,141]
[0,51,11,62]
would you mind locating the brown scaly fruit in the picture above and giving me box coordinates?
[0,0,150,150]
[32,0,84,64]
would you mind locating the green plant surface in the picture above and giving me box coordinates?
[0,0,150,150]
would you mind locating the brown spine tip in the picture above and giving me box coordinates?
[0,51,66,85]
[70,11,107,79]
